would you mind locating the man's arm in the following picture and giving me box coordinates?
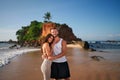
[48,40,67,60]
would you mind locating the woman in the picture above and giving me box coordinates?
[41,34,54,80]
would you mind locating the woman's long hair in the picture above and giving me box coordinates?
[43,34,54,46]
[41,34,54,53]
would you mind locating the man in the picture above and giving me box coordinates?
[48,27,70,80]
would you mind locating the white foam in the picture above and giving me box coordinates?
[0,48,40,67]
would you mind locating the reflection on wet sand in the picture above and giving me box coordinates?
[0,44,120,80]
[67,44,120,80]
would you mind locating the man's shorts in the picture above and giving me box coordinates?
[51,61,70,79]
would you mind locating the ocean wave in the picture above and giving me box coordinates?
[0,48,40,67]
[89,43,120,49]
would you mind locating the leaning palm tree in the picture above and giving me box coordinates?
[43,12,51,22]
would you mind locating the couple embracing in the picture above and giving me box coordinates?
[41,28,70,80]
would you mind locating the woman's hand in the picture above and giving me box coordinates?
[48,56,56,60]
[41,54,47,59]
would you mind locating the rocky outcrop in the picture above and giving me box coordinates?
[40,22,92,50]
[80,41,89,49]
[42,22,56,37]
[73,41,96,51]
[73,41,89,49]
[57,24,81,43]
[41,23,81,43]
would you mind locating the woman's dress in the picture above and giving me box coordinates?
[41,58,52,80]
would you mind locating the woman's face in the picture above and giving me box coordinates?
[48,36,54,43]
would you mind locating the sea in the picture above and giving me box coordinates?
[0,41,120,67]
[89,41,120,50]
[88,41,120,63]
[0,42,40,67]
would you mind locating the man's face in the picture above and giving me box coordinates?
[50,29,58,37]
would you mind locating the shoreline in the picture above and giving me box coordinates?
[0,47,40,67]
[0,44,120,80]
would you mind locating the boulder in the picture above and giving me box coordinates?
[74,41,90,49]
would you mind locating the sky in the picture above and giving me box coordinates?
[0,0,120,41]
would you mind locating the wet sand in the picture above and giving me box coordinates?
[0,44,120,80]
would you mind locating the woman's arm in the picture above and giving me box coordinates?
[44,43,53,57]
[48,40,67,60]
[41,43,53,59]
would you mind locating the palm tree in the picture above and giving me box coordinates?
[43,12,51,22]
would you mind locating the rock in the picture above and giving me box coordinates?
[58,24,81,43]
[41,23,81,43]
[90,56,105,61]
[75,41,90,49]
[42,22,56,37]
[82,41,89,49]
[88,48,96,51]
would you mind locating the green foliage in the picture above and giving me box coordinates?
[16,26,29,43]
[43,12,51,22]
[27,20,42,40]
[16,12,51,46]
[16,20,43,44]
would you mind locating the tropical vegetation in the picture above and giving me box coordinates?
[16,12,52,47]
[16,20,43,46]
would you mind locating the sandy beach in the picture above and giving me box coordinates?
[0,44,120,80]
